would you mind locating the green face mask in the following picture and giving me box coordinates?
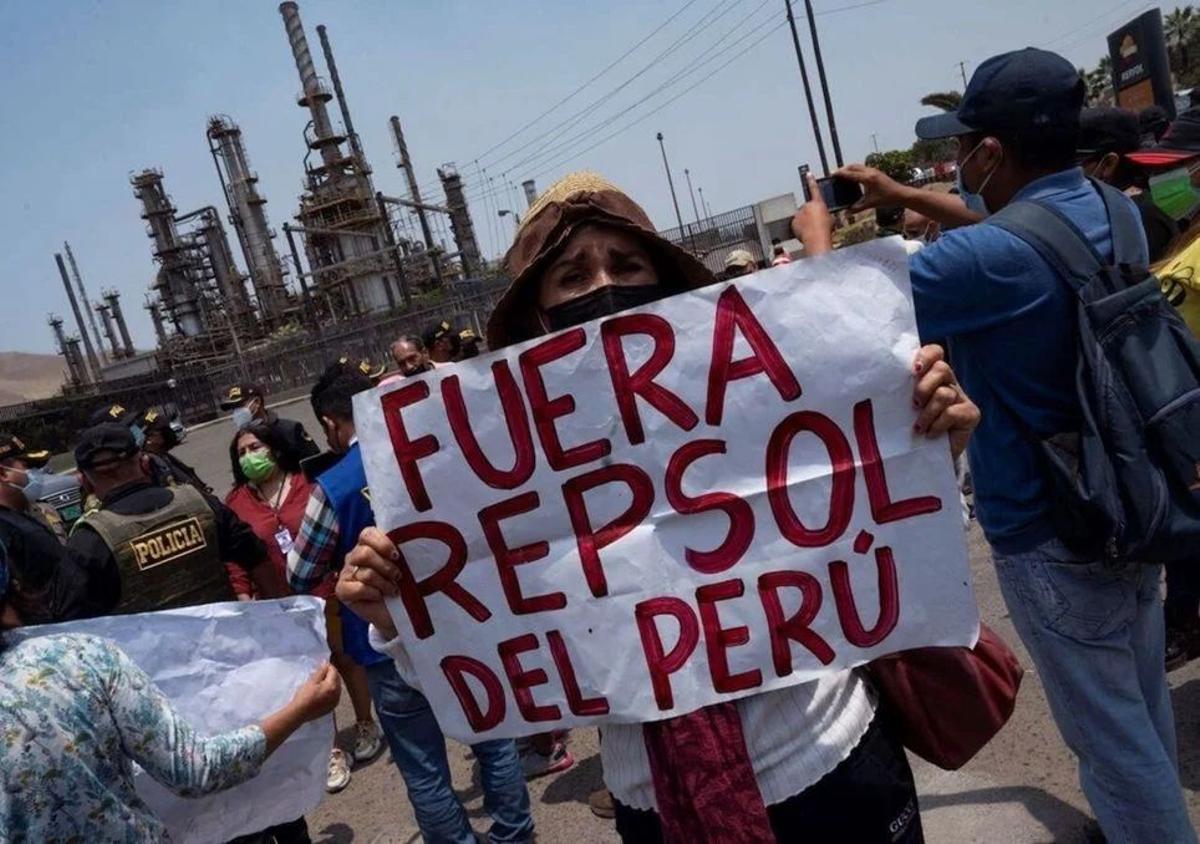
[239,451,276,483]
[1149,167,1200,221]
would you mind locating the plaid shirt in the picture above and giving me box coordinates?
[287,485,340,595]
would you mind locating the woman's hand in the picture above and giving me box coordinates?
[790,173,835,256]
[262,662,342,755]
[912,345,980,459]
[337,527,403,641]
[289,662,342,720]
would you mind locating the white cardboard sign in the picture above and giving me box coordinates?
[357,238,978,741]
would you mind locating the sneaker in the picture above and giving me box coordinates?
[352,721,383,763]
[588,787,616,819]
[326,748,352,793]
[520,741,574,779]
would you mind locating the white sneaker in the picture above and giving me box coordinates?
[353,720,384,763]
[326,748,352,793]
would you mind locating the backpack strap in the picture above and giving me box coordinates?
[1091,177,1145,266]
[986,200,1103,293]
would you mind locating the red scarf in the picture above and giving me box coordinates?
[642,702,774,842]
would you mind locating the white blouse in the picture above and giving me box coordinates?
[369,627,876,812]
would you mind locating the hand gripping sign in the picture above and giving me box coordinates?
[357,238,979,741]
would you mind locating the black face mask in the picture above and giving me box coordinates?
[543,284,663,332]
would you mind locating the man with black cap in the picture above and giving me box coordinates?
[219,383,319,465]
[1076,106,1181,262]
[135,405,211,493]
[67,423,286,616]
[0,433,93,619]
[794,48,1191,842]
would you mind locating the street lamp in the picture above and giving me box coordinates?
[656,132,690,250]
[498,208,519,237]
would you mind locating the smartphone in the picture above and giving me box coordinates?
[817,176,863,212]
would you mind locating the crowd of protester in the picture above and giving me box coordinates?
[4,41,1200,844]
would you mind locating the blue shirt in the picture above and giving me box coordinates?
[909,168,1149,553]
[316,443,388,667]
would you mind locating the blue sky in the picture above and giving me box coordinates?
[0,0,1134,354]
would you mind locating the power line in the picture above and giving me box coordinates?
[1040,0,1145,50]
[466,0,778,206]
[471,0,703,163]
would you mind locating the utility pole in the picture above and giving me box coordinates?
[784,0,830,176]
[958,60,969,89]
[656,133,689,248]
[803,0,844,168]
[870,133,880,154]
[684,169,703,228]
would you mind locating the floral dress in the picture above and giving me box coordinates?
[0,632,267,843]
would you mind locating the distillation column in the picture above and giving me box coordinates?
[94,301,122,360]
[132,170,204,336]
[207,116,290,323]
[438,164,482,277]
[104,290,136,357]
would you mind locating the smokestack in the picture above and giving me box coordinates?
[279,2,341,167]
[207,116,290,323]
[146,297,168,347]
[522,180,537,209]
[55,253,98,382]
[95,302,122,359]
[318,24,366,165]
[64,242,107,364]
[104,290,135,357]
[48,314,83,387]
[390,116,436,254]
[64,338,87,388]
[438,163,482,277]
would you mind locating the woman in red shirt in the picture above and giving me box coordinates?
[226,422,382,796]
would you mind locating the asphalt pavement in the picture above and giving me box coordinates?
[176,397,1200,843]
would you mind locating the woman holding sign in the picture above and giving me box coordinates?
[0,537,343,841]
[338,172,981,843]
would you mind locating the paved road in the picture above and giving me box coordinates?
[176,400,1200,843]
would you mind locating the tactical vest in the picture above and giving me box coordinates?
[79,484,231,614]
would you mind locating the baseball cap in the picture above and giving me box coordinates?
[74,423,138,470]
[916,48,1084,141]
[1077,107,1141,157]
[88,402,140,429]
[1127,107,1200,166]
[724,249,756,270]
[459,327,479,343]
[0,433,35,464]
[218,383,261,411]
[336,355,386,380]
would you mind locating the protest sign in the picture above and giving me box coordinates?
[357,238,978,742]
[17,597,331,844]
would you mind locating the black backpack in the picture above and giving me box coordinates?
[986,179,1200,563]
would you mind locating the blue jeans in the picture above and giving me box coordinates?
[993,539,1195,843]
[365,661,534,844]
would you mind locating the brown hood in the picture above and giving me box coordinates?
[487,171,715,349]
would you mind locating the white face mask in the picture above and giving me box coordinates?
[956,138,1001,216]
[232,407,254,431]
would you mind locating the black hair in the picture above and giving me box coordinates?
[310,362,373,425]
[0,538,61,645]
[969,125,1080,174]
[228,421,302,487]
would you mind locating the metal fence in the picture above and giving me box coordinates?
[658,204,765,276]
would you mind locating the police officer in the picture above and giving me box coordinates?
[67,423,287,616]
[136,405,211,493]
[88,402,182,492]
[219,383,319,465]
[0,433,92,619]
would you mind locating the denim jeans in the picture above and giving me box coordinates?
[993,539,1195,843]
[365,661,534,843]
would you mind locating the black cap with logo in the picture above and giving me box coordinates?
[88,403,140,429]
[218,383,262,412]
[916,48,1085,141]
[75,423,139,470]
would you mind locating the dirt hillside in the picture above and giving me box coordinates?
[0,351,67,405]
